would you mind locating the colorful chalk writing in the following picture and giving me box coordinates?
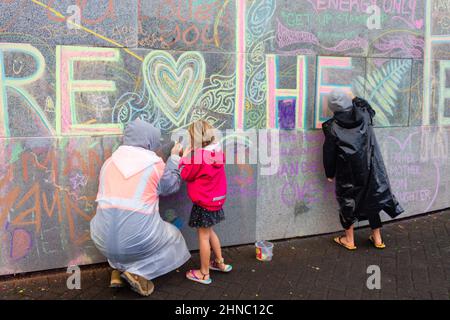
[56,46,122,135]
[0,0,449,275]
[382,130,443,214]
[266,55,307,129]
[438,60,450,126]
[138,0,234,51]
[273,0,424,57]
[315,56,354,128]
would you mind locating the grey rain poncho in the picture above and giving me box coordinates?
[90,119,190,280]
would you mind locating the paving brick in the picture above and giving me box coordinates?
[166,293,186,300]
[380,290,397,300]
[221,284,242,300]
[429,287,450,300]
[238,291,260,299]
[148,291,169,300]
[110,289,140,300]
[76,285,107,300]
[1,210,449,300]
[327,288,346,300]
[411,290,433,300]
[361,289,381,300]
[307,288,328,300]
[183,288,206,300]
[345,287,363,299]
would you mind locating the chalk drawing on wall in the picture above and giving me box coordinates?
[244,0,276,129]
[0,137,112,275]
[144,51,206,127]
[0,43,55,137]
[0,0,138,47]
[113,49,236,132]
[438,60,450,126]
[55,46,123,136]
[192,72,236,129]
[314,56,355,128]
[382,130,442,214]
[266,54,308,129]
[1,0,450,276]
[138,0,235,51]
[273,0,425,58]
[112,91,154,126]
[353,59,413,126]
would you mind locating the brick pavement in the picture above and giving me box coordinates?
[1,210,449,300]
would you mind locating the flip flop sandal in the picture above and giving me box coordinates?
[209,259,233,273]
[186,270,212,285]
[369,235,386,249]
[122,271,154,296]
[333,236,357,250]
[109,270,125,288]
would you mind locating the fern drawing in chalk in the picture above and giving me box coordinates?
[352,59,412,126]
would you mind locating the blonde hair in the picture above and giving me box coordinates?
[188,120,216,149]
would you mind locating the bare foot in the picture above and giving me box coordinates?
[339,236,355,248]
[371,233,384,246]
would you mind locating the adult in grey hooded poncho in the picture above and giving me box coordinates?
[90,119,190,296]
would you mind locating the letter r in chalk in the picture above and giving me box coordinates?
[0,44,54,137]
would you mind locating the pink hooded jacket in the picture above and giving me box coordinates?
[179,143,227,211]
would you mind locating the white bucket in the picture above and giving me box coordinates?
[255,240,274,261]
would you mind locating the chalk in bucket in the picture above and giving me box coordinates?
[255,240,274,261]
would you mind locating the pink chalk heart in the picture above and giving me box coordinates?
[143,51,206,127]
[415,19,423,29]
[10,229,32,260]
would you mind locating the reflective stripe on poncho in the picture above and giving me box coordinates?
[90,145,190,280]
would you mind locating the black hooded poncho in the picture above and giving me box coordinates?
[322,97,404,228]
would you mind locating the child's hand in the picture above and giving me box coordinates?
[327,178,333,182]
[171,142,182,155]
[182,146,192,157]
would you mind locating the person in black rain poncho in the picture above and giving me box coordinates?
[322,89,404,250]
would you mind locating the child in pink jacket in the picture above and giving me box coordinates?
[180,120,232,285]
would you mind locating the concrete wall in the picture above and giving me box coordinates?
[0,0,449,275]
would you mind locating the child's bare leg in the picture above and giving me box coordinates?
[209,228,232,271]
[196,227,211,279]
[209,227,223,261]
